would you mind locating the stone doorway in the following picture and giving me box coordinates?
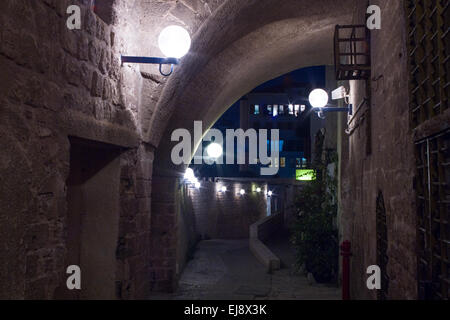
[55,137,122,299]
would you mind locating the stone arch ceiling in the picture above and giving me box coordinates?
[145,0,356,174]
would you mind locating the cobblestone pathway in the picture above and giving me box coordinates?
[150,233,340,300]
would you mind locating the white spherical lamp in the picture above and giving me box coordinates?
[206,143,223,159]
[158,25,191,59]
[309,89,329,109]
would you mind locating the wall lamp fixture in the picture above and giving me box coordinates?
[309,88,353,119]
[121,26,191,76]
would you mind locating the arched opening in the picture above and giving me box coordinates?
[147,0,355,293]
[165,65,342,299]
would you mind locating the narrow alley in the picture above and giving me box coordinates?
[151,232,340,300]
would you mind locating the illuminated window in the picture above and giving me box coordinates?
[279,105,284,115]
[294,105,300,116]
[296,169,316,181]
[302,157,308,168]
[300,105,306,112]
[296,158,302,168]
[267,105,272,115]
[273,105,278,117]
[280,157,286,168]
[288,104,294,115]
[268,140,284,152]
[254,105,260,115]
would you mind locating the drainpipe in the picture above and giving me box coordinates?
[340,240,352,300]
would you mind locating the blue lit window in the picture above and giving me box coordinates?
[254,105,260,115]
[267,140,284,152]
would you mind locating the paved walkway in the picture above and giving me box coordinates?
[151,232,340,300]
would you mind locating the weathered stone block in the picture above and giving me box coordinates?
[25,223,49,251]
[90,71,103,97]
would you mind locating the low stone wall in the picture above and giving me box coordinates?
[249,213,283,272]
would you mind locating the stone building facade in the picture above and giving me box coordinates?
[340,0,417,299]
[0,0,216,299]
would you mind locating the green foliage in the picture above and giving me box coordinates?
[290,149,339,283]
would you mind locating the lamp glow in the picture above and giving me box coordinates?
[240,189,245,195]
[206,143,223,158]
[268,191,273,197]
[158,25,191,59]
[256,187,262,193]
[309,89,329,109]
[184,168,195,181]
[221,186,227,192]
[194,181,201,189]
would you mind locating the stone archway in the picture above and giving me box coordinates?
[146,0,355,291]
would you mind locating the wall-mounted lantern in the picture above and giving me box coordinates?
[121,25,191,76]
[309,88,353,119]
[334,25,371,80]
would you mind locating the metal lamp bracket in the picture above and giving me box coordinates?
[121,56,180,76]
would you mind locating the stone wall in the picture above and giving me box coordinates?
[0,0,215,299]
[189,180,268,239]
[340,0,417,299]
[149,178,268,292]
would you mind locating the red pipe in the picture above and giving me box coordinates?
[340,240,351,300]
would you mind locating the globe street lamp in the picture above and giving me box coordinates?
[206,143,223,159]
[121,25,191,76]
[309,89,329,109]
[309,88,353,119]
